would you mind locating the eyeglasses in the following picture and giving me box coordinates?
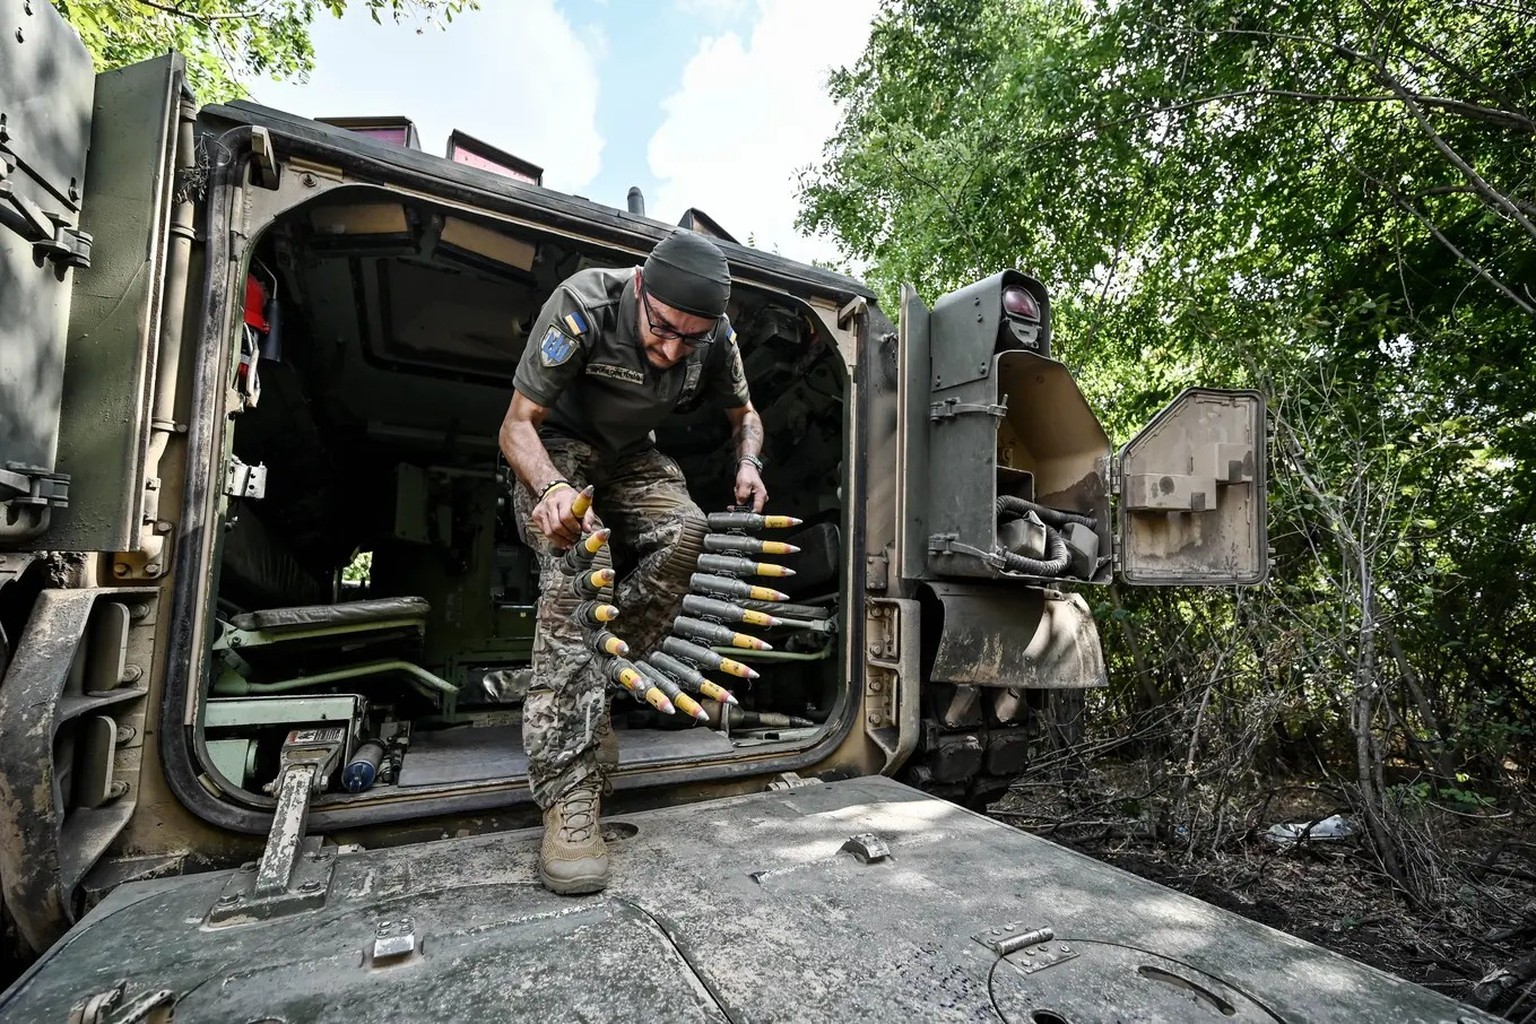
[640,284,715,346]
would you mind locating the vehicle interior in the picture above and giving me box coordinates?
[200,187,850,808]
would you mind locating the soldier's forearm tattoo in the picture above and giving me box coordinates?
[733,412,765,461]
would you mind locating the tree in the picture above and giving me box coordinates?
[801,0,1535,894]
[55,0,474,102]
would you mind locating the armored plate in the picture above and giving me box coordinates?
[0,777,1495,1023]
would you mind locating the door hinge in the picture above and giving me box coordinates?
[36,222,92,270]
[0,462,70,508]
[766,771,822,791]
[225,457,267,500]
[865,547,890,591]
[930,397,1008,422]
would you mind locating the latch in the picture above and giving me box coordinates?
[927,533,1009,570]
[225,457,267,500]
[930,397,1009,422]
[0,462,70,508]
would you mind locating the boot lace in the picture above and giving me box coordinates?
[559,783,600,843]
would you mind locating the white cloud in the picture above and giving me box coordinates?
[647,0,879,265]
[245,0,604,193]
[675,0,750,20]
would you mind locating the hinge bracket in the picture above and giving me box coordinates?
[224,457,267,500]
[930,397,1008,422]
[0,462,70,508]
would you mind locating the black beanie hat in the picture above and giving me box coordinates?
[642,229,731,318]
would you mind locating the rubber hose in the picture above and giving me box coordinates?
[996,495,1096,530]
[1001,525,1071,577]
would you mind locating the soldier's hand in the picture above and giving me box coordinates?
[533,485,584,547]
[734,462,768,513]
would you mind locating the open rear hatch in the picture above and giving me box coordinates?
[192,168,858,827]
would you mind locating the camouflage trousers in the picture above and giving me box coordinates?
[511,439,708,808]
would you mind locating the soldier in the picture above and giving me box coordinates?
[498,229,767,894]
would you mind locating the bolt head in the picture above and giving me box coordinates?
[113,563,130,577]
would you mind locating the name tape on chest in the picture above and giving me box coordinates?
[587,363,646,385]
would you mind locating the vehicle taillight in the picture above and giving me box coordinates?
[1002,285,1039,321]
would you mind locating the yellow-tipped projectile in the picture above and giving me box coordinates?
[747,585,789,602]
[762,515,801,529]
[750,562,794,578]
[644,687,676,714]
[589,568,615,589]
[581,528,610,556]
[570,485,595,518]
[717,656,754,679]
[760,540,799,555]
[576,601,621,627]
[588,630,629,657]
[730,633,771,651]
[674,692,709,722]
[698,680,740,706]
[740,608,777,627]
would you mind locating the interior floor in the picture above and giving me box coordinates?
[202,188,848,804]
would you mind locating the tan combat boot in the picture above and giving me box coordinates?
[537,775,610,894]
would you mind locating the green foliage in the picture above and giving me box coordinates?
[342,550,372,585]
[55,0,474,102]
[804,0,1535,782]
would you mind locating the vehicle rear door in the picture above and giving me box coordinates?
[2,0,190,562]
[1115,387,1269,585]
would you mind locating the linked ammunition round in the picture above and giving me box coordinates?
[673,615,772,651]
[662,636,760,680]
[574,601,620,627]
[649,651,710,691]
[570,485,595,519]
[689,573,789,603]
[635,661,710,722]
[570,566,615,599]
[696,553,796,579]
[706,512,803,532]
[702,534,802,556]
[681,594,781,628]
[609,658,675,715]
[586,629,629,657]
[558,527,612,574]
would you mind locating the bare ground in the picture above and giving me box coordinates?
[988,763,1536,1022]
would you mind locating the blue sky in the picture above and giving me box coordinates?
[247,0,880,263]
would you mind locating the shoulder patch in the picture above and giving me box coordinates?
[539,325,578,368]
[725,325,737,345]
[562,310,590,336]
[587,363,646,385]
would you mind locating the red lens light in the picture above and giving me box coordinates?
[1002,285,1039,320]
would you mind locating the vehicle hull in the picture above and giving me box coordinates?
[0,776,1492,1023]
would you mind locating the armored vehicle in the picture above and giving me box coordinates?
[0,4,1500,1021]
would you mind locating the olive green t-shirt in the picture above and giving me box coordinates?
[512,267,750,458]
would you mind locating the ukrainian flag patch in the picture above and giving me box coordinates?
[725,324,737,345]
[562,310,589,336]
[539,325,578,368]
